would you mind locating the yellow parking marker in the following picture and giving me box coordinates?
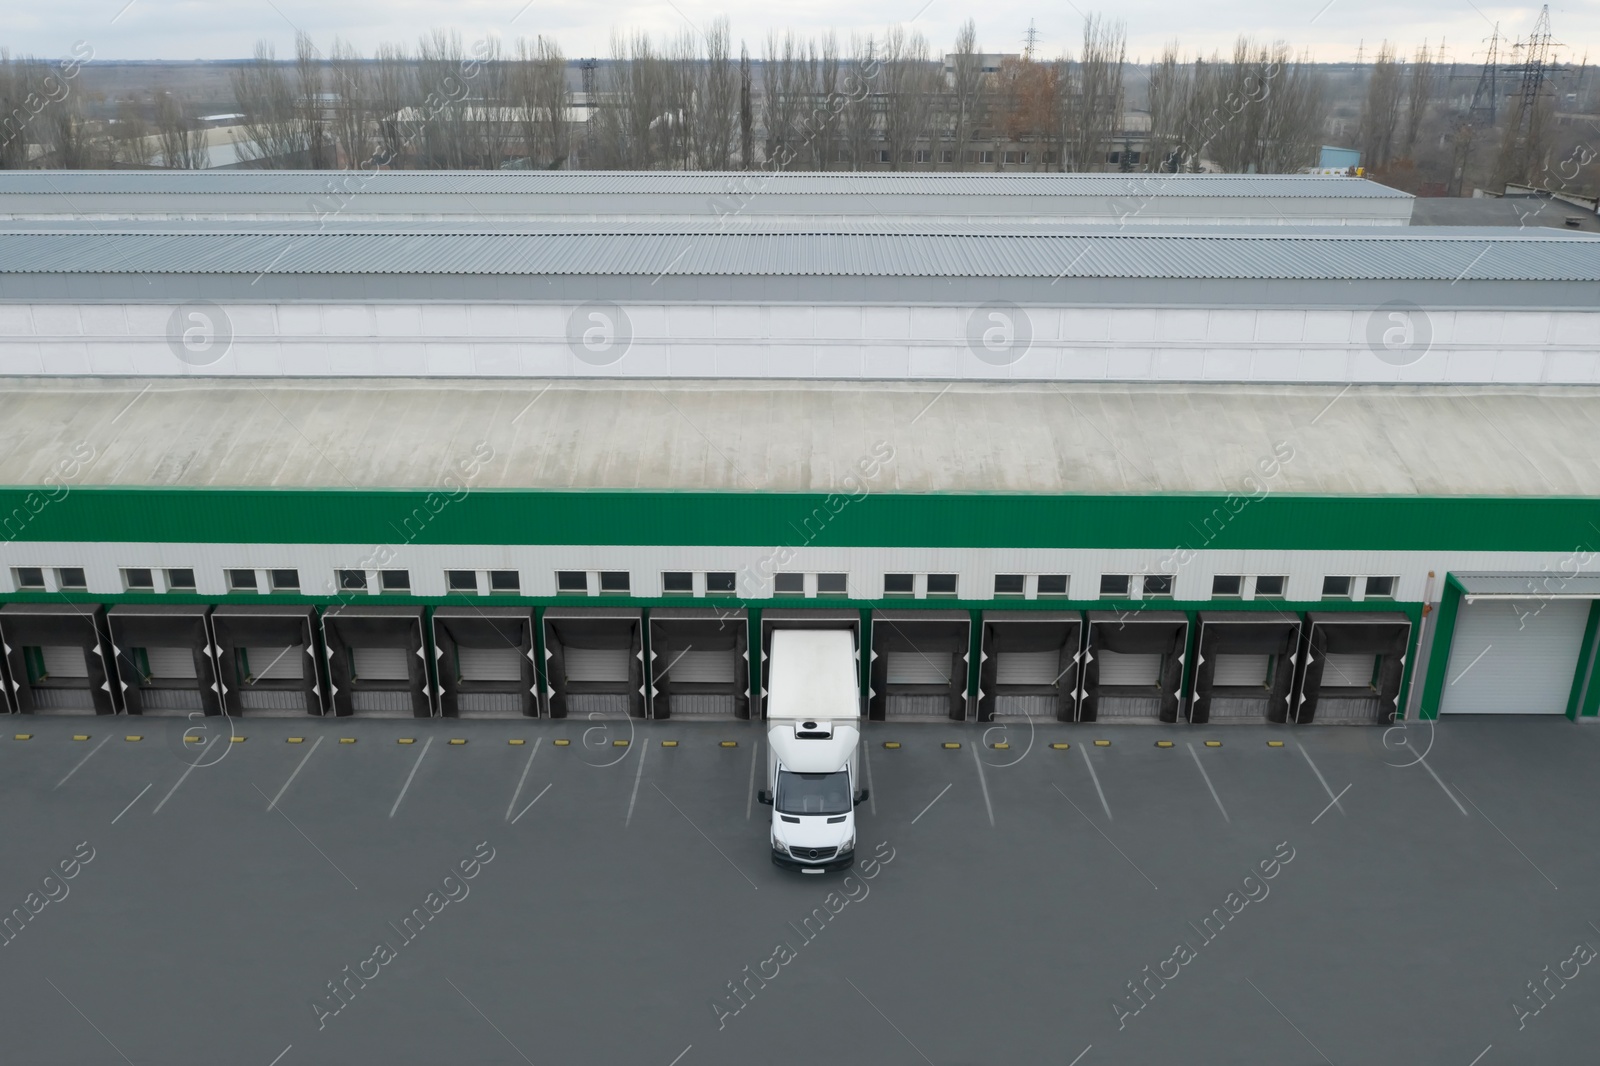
[719,740,736,748]
[1155,740,1174,748]
[1266,740,1285,747]
[554,739,571,746]
[339,737,357,744]
[125,735,143,742]
[230,736,246,742]
[883,741,901,749]
[449,739,467,746]
[614,739,630,747]
[992,742,1010,750]
[1204,740,1222,748]
[508,738,526,746]
[287,737,305,743]
[1050,742,1070,750]
[661,739,678,747]
[942,742,961,749]
[14,734,32,741]
[185,735,203,743]
[1094,739,1111,747]
[398,738,415,745]
[72,734,89,741]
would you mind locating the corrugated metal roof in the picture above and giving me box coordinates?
[0,170,1412,199]
[0,227,1593,280]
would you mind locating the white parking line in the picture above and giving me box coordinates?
[1187,743,1229,823]
[1311,783,1352,825]
[111,783,151,824]
[510,783,552,825]
[626,742,649,827]
[266,1044,293,1066]
[390,737,433,818]
[666,1045,692,1066]
[153,736,223,814]
[1297,742,1344,817]
[969,744,995,827]
[54,735,111,790]
[1415,754,1469,817]
[1079,743,1112,820]
[505,739,541,822]
[745,739,758,821]
[862,741,877,816]
[1068,1046,1092,1066]
[1466,1044,1492,1066]
[267,735,323,811]
[911,783,951,824]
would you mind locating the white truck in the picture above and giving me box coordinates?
[758,628,868,873]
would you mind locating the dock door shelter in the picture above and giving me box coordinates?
[869,610,971,722]
[648,608,750,720]
[433,607,537,718]
[1434,574,1600,717]
[0,604,116,715]
[108,604,221,717]
[321,605,432,717]
[542,607,644,719]
[1081,611,1188,723]
[1189,613,1301,724]
[976,611,1082,722]
[212,605,324,716]
[1296,612,1411,724]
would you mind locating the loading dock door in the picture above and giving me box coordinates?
[666,650,736,684]
[38,647,89,679]
[996,651,1058,686]
[887,652,952,686]
[1321,653,1378,689]
[564,647,631,683]
[142,647,198,680]
[458,646,523,682]
[242,647,304,681]
[1095,651,1162,687]
[1212,654,1270,688]
[352,647,411,681]
[1441,598,1589,715]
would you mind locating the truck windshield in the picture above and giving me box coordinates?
[775,770,851,816]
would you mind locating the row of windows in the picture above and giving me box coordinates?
[9,566,1399,601]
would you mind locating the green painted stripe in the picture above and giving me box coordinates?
[4,487,1600,550]
[1419,575,1464,721]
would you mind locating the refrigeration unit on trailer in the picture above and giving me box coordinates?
[542,607,644,719]
[1189,612,1302,724]
[0,604,116,715]
[1296,611,1412,723]
[758,628,867,873]
[648,608,750,720]
[108,604,221,717]
[868,610,971,721]
[433,606,537,717]
[212,605,324,715]
[1081,611,1189,722]
[976,611,1082,722]
[321,605,431,717]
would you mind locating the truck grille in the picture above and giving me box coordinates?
[795,846,837,861]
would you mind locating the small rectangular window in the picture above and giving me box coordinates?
[662,572,694,595]
[228,569,258,591]
[1322,576,1353,598]
[926,574,958,597]
[706,572,737,595]
[57,567,87,590]
[1037,575,1068,597]
[994,574,1025,597]
[166,568,196,591]
[1143,574,1173,598]
[774,573,805,595]
[489,570,519,593]
[816,573,848,597]
[1212,575,1243,597]
[599,571,630,594]
[1365,575,1397,598]
[338,569,368,591]
[1255,575,1286,598]
[123,568,155,591]
[1099,574,1130,597]
[380,569,410,591]
[446,570,478,593]
[884,573,915,597]
[269,569,300,592]
[556,571,589,594]
[14,567,45,590]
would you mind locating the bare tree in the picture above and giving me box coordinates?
[762,31,811,170]
[371,42,413,167]
[296,32,334,168]
[943,20,989,170]
[739,43,753,168]
[514,36,571,169]
[329,37,374,168]
[416,29,475,168]
[805,33,842,170]
[694,18,738,170]
[155,90,209,168]
[1254,44,1326,173]
[880,26,935,170]
[1059,15,1125,172]
[1359,43,1403,169]
[1146,44,1193,172]
[1402,42,1434,158]
[231,42,302,167]
[112,97,153,167]
[841,34,879,170]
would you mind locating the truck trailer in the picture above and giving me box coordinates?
[758,628,868,873]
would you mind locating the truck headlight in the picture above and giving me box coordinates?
[771,838,789,856]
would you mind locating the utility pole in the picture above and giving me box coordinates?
[579,58,597,162]
[1023,20,1039,60]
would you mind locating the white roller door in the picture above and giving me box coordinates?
[1096,650,1161,686]
[663,649,736,684]
[888,650,950,685]
[39,646,88,679]
[1441,598,1590,715]
[352,647,410,681]
[458,646,523,682]
[997,650,1060,686]
[564,646,630,683]
[1321,653,1378,689]
[142,647,197,680]
[244,646,304,681]
[1212,654,1270,688]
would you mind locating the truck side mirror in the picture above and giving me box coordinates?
[854,790,870,807]
[758,790,773,805]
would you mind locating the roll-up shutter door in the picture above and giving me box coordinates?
[997,650,1060,686]
[1096,650,1161,686]
[352,647,411,681]
[1212,654,1270,688]
[458,646,523,682]
[40,646,88,679]
[1441,598,1589,715]
[143,647,198,680]
[888,651,951,685]
[1321,653,1378,689]
[664,650,736,684]
[564,647,630,683]
[245,646,304,681]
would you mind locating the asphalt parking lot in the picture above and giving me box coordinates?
[2,713,1598,1066]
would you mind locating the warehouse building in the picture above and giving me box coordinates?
[0,172,1596,727]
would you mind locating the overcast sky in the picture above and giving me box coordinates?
[7,1,1596,63]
